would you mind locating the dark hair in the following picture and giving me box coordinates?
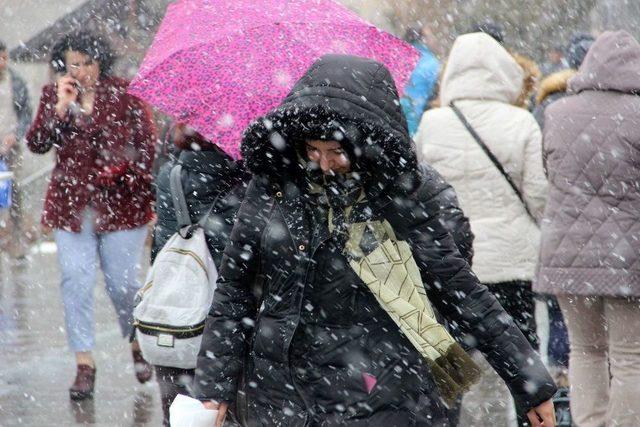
[470,21,505,44]
[404,26,422,44]
[50,31,115,76]
[0,40,6,52]
[566,33,595,70]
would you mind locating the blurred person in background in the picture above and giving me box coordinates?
[151,123,249,426]
[535,33,595,129]
[470,20,506,44]
[540,45,568,76]
[26,31,156,400]
[0,39,32,258]
[415,32,548,427]
[400,24,442,136]
[535,30,640,427]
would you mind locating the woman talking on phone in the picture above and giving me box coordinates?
[26,31,156,400]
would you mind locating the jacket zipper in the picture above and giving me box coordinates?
[285,232,329,422]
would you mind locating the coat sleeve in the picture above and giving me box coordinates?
[386,196,556,411]
[125,95,156,187]
[417,162,474,265]
[202,180,249,268]
[520,117,547,223]
[25,85,69,154]
[192,177,271,403]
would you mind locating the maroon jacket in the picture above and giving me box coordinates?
[26,77,156,232]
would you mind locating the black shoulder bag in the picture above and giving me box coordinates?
[450,102,536,223]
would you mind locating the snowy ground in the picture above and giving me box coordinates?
[0,243,163,426]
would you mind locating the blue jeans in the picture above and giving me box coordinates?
[54,211,148,352]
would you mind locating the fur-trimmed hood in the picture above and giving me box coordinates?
[536,69,576,105]
[240,54,420,199]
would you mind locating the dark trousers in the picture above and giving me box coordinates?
[154,365,195,427]
[485,281,537,427]
[546,297,569,368]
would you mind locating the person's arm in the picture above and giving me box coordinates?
[192,177,271,403]
[202,178,249,268]
[97,94,157,187]
[106,95,157,188]
[128,96,156,180]
[520,118,548,223]
[417,163,474,265]
[25,84,70,154]
[11,71,33,142]
[386,196,556,413]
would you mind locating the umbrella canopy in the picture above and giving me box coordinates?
[128,0,418,159]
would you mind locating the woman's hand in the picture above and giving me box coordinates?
[95,163,130,188]
[55,75,79,119]
[202,400,228,427]
[527,399,556,427]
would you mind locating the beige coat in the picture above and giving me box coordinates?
[415,33,547,284]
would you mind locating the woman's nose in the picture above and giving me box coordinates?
[319,156,332,173]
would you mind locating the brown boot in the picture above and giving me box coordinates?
[69,364,96,400]
[132,349,153,384]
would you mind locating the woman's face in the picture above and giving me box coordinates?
[305,139,351,175]
[172,123,205,150]
[65,50,100,89]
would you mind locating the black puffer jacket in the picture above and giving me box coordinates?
[193,55,555,426]
[152,148,248,266]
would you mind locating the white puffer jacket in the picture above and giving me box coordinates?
[415,33,547,284]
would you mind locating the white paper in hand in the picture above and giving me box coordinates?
[169,394,218,427]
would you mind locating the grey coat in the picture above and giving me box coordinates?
[535,31,640,298]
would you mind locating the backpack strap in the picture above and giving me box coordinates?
[450,101,536,223]
[169,164,192,228]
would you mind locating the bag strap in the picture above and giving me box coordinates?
[169,164,192,228]
[170,164,226,237]
[450,102,536,222]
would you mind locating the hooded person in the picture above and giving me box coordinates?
[399,25,441,137]
[414,33,548,426]
[535,30,640,427]
[192,54,556,427]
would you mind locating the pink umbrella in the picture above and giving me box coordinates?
[129,0,419,159]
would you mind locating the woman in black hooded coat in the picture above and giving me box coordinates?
[193,55,556,426]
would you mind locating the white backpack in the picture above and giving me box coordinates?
[133,165,218,369]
